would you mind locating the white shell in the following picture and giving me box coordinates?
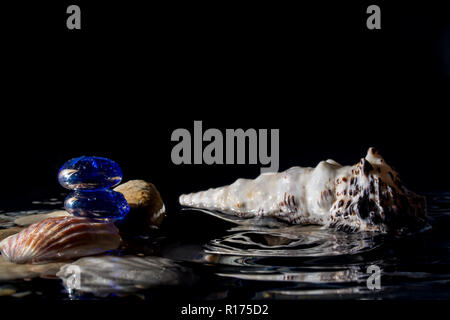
[180,148,426,232]
[0,216,121,264]
[57,255,192,297]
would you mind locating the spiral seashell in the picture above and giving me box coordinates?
[180,148,427,233]
[0,216,121,264]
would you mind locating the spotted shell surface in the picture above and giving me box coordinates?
[180,148,427,233]
[0,216,121,264]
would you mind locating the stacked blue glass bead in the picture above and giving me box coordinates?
[58,156,130,221]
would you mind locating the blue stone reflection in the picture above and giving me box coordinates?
[65,190,130,221]
[58,156,123,190]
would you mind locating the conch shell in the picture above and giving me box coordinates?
[180,148,427,233]
[0,216,121,264]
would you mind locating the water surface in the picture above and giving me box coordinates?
[0,193,449,300]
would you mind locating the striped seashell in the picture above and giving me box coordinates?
[0,216,121,264]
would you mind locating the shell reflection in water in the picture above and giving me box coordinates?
[0,217,121,264]
[57,255,193,297]
[190,223,384,296]
[204,225,382,258]
[216,266,363,284]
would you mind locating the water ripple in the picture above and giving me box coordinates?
[204,225,383,258]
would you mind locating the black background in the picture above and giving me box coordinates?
[1,1,449,210]
[0,0,449,315]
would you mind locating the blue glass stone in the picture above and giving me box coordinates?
[64,190,130,221]
[58,156,123,190]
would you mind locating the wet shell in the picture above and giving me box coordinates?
[180,147,427,233]
[0,216,121,264]
[57,255,194,297]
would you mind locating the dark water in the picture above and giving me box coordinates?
[1,193,449,300]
